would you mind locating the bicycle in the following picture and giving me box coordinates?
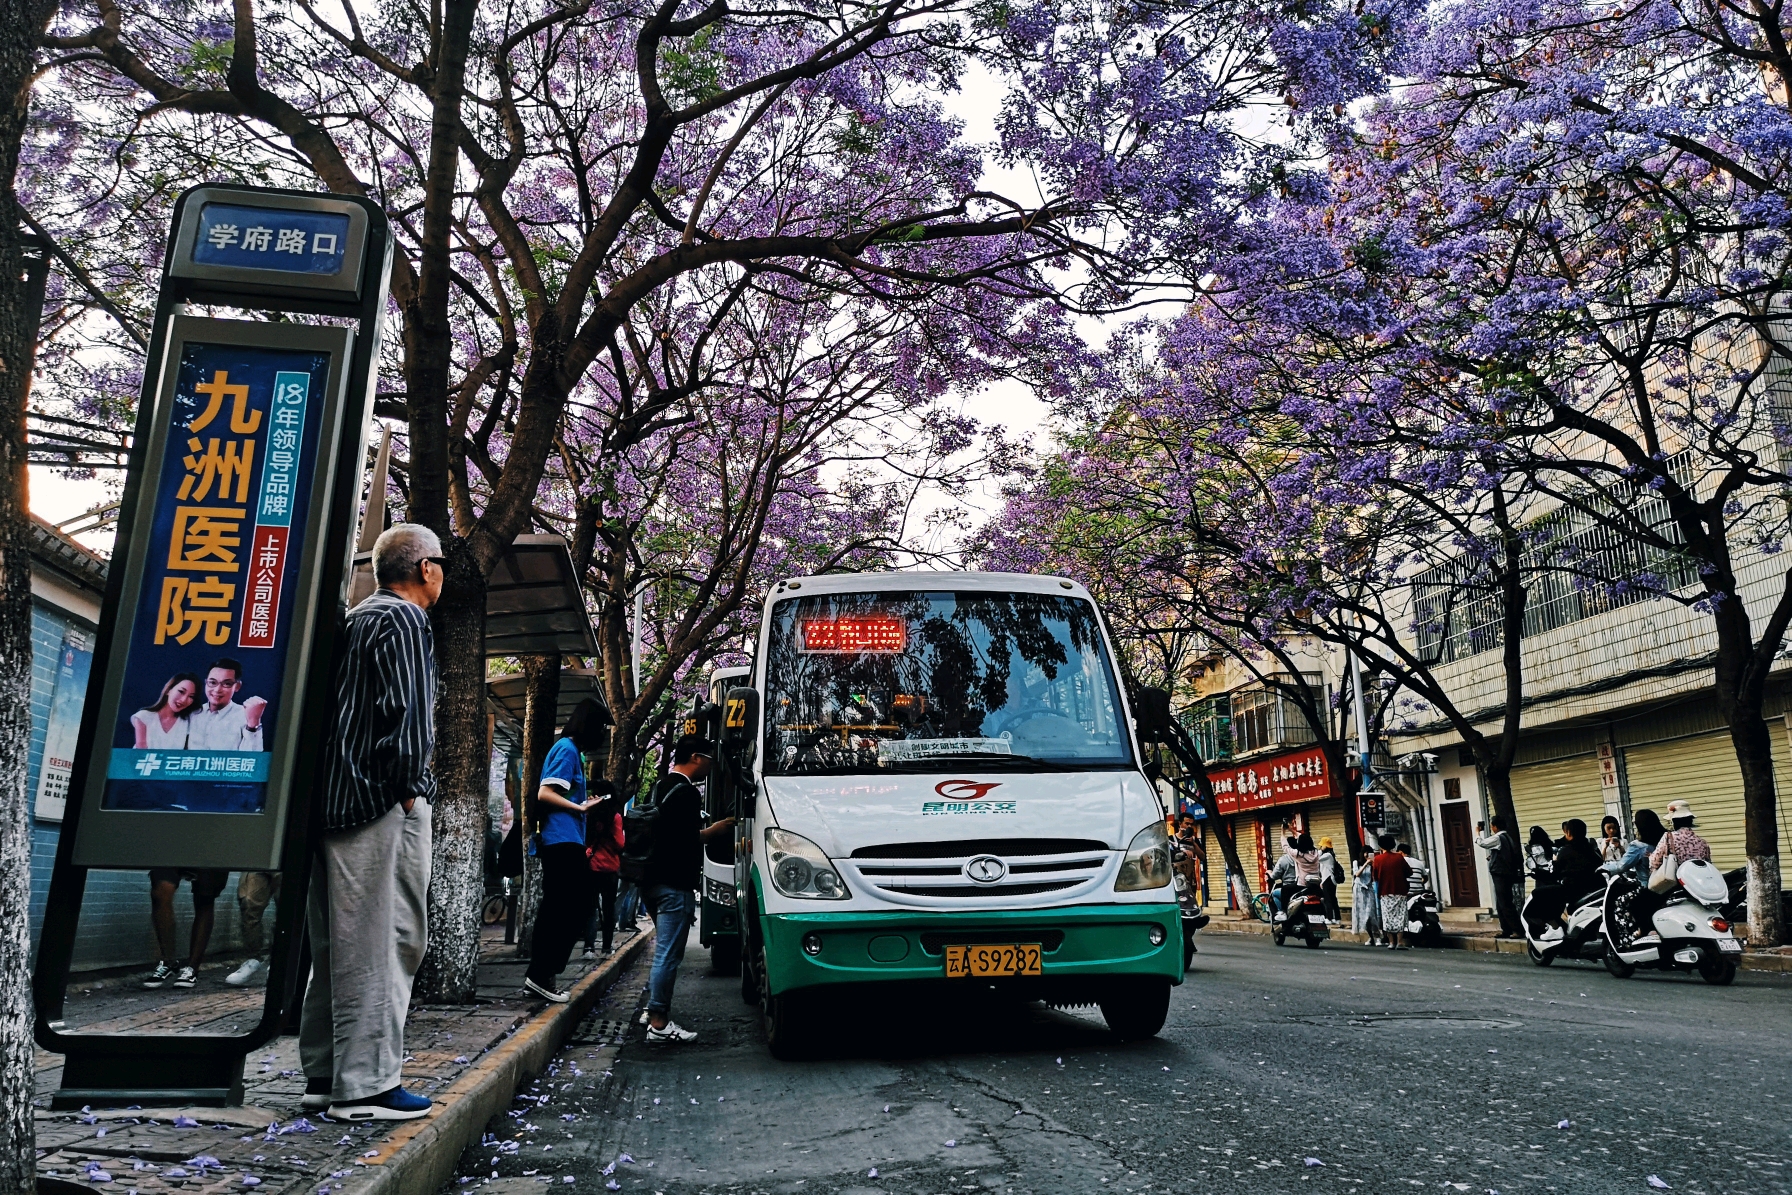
[1249,892,1275,924]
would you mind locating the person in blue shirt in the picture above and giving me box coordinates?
[523,699,610,1003]
[1601,807,1666,887]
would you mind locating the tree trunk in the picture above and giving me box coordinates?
[1209,817,1254,910]
[0,3,51,1175]
[1728,711,1784,946]
[512,655,561,958]
[1481,759,1519,844]
[1706,587,1785,948]
[412,561,488,1002]
[1160,726,1252,909]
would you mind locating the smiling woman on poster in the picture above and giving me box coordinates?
[130,673,201,748]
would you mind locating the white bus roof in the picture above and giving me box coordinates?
[770,571,1090,600]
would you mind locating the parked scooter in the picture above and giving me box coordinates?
[1405,882,1444,946]
[1272,876,1330,948]
[1169,839,1210,968]
[1600,859,1742,985]
[1521,878,1607,965]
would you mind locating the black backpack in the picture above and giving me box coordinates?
[619,775,690,883]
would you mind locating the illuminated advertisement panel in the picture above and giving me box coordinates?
[71,317,353,868]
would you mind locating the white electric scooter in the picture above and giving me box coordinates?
[1520,877,1607,966]
[1600,859,1742,984]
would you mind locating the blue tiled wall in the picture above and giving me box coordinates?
[28,603,250,974]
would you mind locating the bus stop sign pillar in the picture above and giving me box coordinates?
[32,185,392,1108]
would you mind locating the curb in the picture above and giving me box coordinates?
[1201,917,1792,973]
[341,931,654,1195]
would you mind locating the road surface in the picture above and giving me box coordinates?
[451,928,1792,1194]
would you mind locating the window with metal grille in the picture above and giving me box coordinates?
[1411,451,1702,663]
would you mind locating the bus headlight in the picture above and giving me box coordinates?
[766,828,849,900]
[1116,822,1172,892]
[705,877,738,907]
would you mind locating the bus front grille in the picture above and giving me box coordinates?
[843,847,1112,902]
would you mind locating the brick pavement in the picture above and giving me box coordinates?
[33,923,653,1194]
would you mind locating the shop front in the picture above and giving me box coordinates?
[1197,745,1354,911]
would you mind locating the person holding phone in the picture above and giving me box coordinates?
[523,698,610,1003]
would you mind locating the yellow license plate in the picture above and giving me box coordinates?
[944,943,1043,978]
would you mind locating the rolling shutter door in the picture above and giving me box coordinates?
[1508,756,1603,844]
[1233,819,1264,895]
[1200,825,1223,910]
[1773,723,1792,882]
[1306,800,1351,910]
[1624,733,1747,874]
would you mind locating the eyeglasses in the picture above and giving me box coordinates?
[420,556,448,573]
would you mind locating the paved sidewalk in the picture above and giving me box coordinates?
[34,923,654,1193]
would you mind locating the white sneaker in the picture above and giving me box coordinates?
[581,949,597,960]
[638,1007,650,1025]
[523,976,570,1004]
[225,958,265,987]
[645,1020,697,1043]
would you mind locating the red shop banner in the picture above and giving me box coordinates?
[1208,745,1336,815]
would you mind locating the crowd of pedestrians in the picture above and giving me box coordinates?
[129,522,739,1133]
[1260,803,1717,952]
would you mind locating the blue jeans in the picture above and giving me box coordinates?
[641,885,693,1017]
[616,881,642,927]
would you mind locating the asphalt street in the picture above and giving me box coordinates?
[450,928,1792,1195]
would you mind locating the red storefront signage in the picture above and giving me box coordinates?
[1208,745,1335,815]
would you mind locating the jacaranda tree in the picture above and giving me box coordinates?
[22,0,1383,998]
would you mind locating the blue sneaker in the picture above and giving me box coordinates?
[327,1086,432,1122]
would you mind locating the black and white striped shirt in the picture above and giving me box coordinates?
[321,588,438,831]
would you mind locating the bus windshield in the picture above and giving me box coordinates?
[762,590,1132,775]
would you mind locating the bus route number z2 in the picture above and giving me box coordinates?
[944,943,1042,978]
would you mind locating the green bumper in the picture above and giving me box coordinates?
[700,897,739,943]
[758,902,1182,995]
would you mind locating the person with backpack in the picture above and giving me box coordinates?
[522,699,609,1003]
[1475,814,1524,939]
[1316,837,1343,923]
[622,736,735,1043]
[582,779,623,958]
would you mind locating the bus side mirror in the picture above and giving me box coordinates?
[721,687,760,817]
[722,686,759,751]
[1133,686,1173,742]
[684,700,720,740]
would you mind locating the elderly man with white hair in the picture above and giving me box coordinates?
[298,523,444,1121]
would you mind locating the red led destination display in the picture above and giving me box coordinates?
[799,615,907,654]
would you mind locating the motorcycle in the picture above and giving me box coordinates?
[1521,877,1607,966]
[1169,839,1210,968]
[1405,882,1444,946]
[1600,859,1742,985]
[1272,876,1330,948]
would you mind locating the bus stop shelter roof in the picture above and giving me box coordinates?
[350,533,597,658]
[487,666,606,727]
[482,535,599,657]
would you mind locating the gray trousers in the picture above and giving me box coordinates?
[299,800,431,1101]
